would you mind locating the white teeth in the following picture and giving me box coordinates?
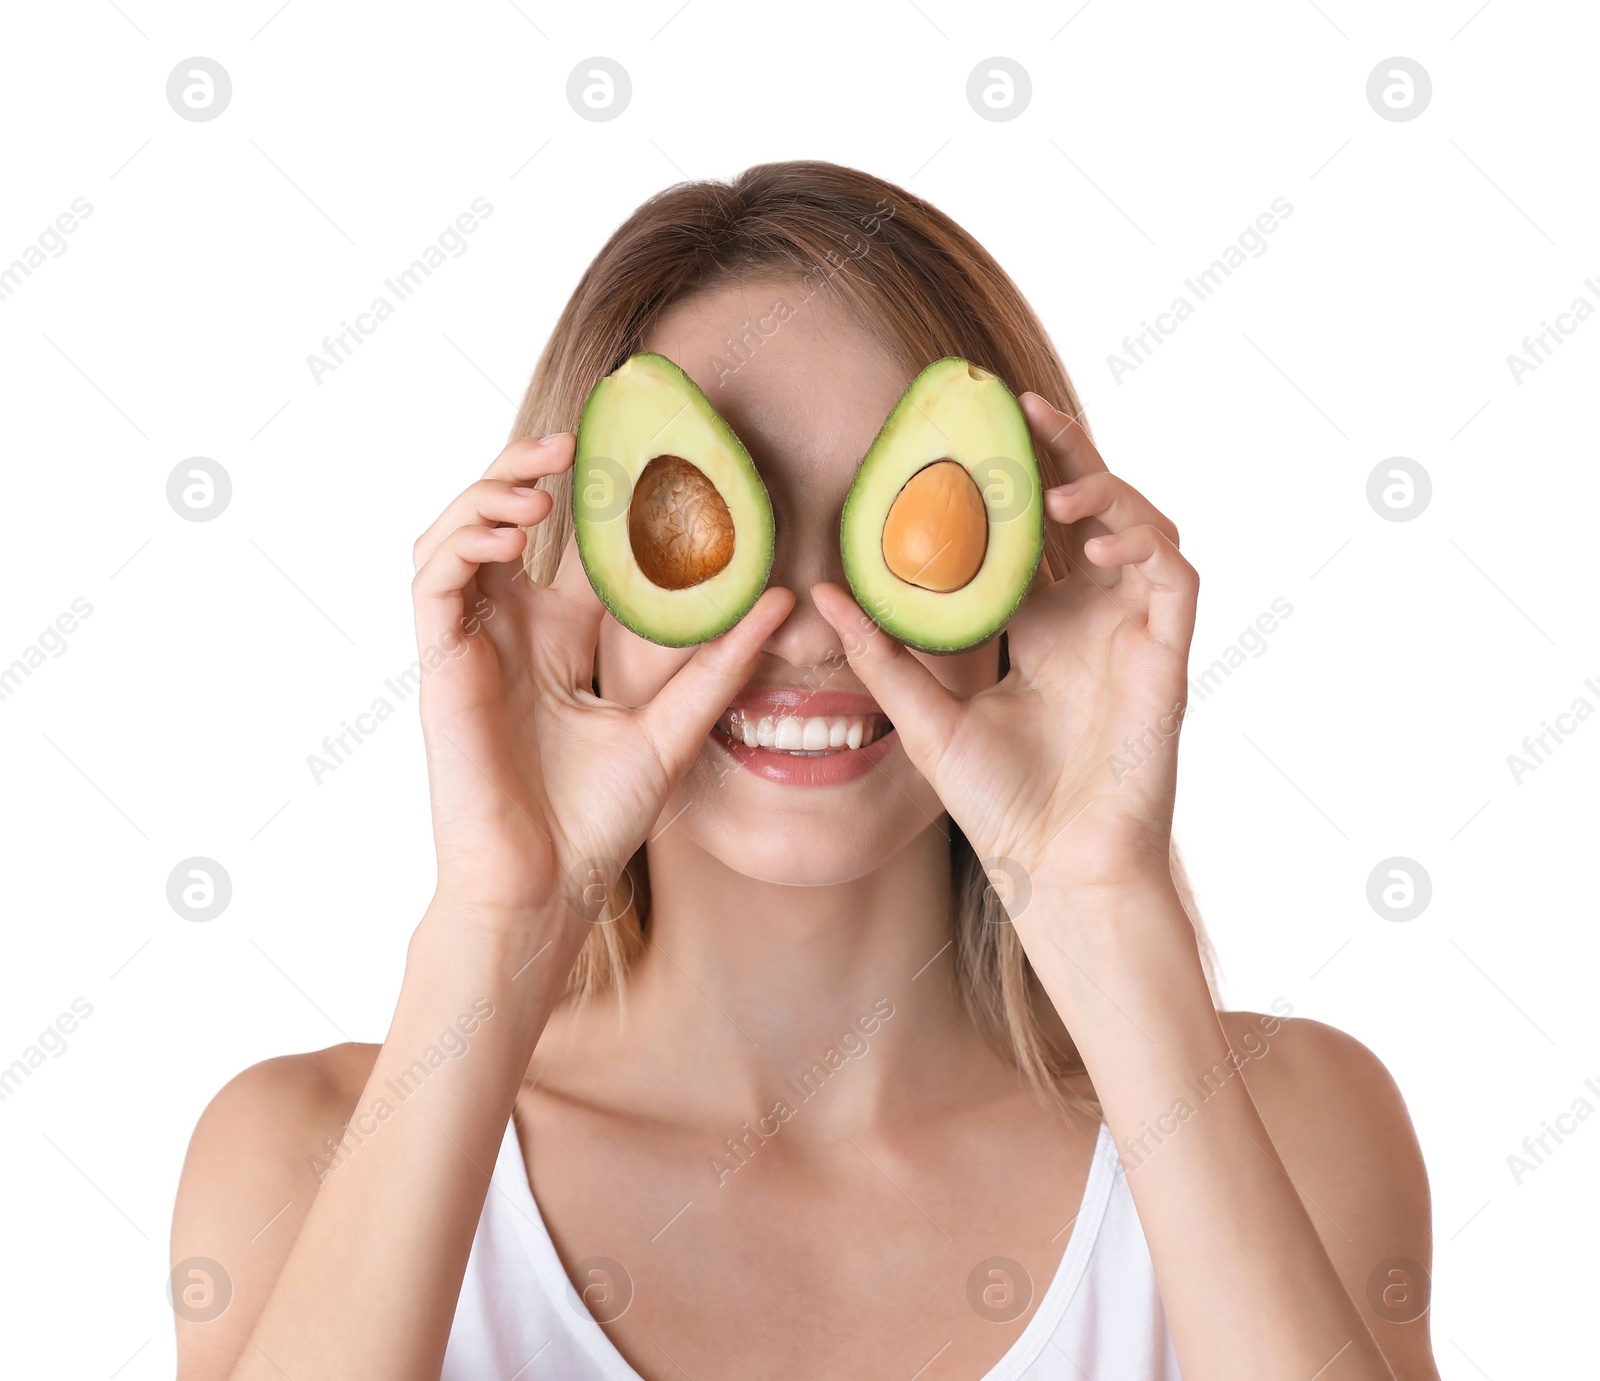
[717,710,893,754]
[774,716,802,750]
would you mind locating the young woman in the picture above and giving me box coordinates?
[172,162,1436,1380]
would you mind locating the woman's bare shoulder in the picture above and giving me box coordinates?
[1217,1009,1424,1164]
[1217,1010,1437,1371]
[171,1044,384,1374]
[176,1042,381,1232]
[187,1043,381,1158]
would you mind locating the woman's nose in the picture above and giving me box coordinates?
[759,495,851,656]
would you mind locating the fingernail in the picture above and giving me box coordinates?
[1056,481,1079,495]
[512,485,540,495]
[537,432,565,445]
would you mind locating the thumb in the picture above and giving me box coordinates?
[809,582,962,780]
[637,586,796,781]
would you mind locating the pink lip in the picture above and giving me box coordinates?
[711,685,897,788]
[724,687,885,719]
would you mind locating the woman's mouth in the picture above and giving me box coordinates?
[713,709,895,754]
[707,689,900,786]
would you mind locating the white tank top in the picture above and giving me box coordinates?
[443,1115,1182,1379]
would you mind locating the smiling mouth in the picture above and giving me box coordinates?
[713,709,895,755]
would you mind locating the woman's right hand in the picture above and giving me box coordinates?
[409,432,793,931]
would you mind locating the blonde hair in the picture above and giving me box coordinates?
[510,161,1220,1114]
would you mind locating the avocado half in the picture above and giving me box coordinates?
[840,358,1044,654]
[572,353,775,648]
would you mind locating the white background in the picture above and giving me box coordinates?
[1,1,1594,1375]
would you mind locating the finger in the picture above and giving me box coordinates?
[413,480,554,571]
[1083,525,1198,650]
[1019,392,1108,482]
[1020,394,1116,587]
[636,587,798,781]
[411,432,570,573]
[809,582,963,779]
[1044,472,1179,547]
[482,431,575,483]
[411,523,528,653]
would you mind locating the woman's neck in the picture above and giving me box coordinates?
[533,822,1015,1133]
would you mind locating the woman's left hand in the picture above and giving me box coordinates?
[812,391,1198,906]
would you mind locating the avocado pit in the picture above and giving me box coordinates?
[628,453,735,590]
[880,459,988,592]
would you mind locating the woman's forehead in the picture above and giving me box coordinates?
[640,278,911,486]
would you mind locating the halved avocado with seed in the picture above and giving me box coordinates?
[573,353,775,647]
[839,358,1044,654]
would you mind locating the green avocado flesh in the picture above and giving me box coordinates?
[573,353,775,648]
[840,358,1044,654]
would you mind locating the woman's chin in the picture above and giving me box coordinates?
[649,748,942,885]
[727,831,892,887]
[654,811,910,888]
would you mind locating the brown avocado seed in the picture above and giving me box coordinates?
[880,459,988,592]
[628,454,735,590]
